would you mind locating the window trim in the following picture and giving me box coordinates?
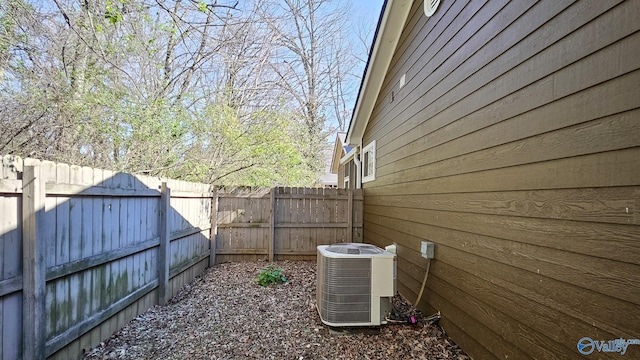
[362,140,376,183]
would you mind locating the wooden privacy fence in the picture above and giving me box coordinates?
[214,187,363,263]
[0,155,214,360]
[0,155,364,360]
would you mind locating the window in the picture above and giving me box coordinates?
[362,140,376,183]
[343,161,351,188]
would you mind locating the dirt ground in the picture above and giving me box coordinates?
[84,261,471,360]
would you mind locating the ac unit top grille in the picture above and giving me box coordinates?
[325,243,383,255]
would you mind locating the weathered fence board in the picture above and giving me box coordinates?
[1,155,23,360]
[0,156,214,360]
[215,187,364,262]
[1,156,362,360]
[22,165,47,359]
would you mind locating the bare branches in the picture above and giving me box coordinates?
[254,0,359,169]
[0,0,370,186]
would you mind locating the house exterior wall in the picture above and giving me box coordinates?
[338,159,357,189]
[337,162,346,188]
[360,0,640,359]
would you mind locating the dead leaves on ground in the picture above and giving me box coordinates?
[84,261,471,360]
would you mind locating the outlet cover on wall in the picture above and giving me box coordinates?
[421,241,434,259]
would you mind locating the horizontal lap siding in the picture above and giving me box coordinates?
[361,0,640,359]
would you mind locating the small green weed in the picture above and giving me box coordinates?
[256,264,288,286]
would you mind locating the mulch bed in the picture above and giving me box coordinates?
[84,261,471,359]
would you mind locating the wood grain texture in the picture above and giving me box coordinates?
[215,187,364,262]
[357,0,640,359]
[369,0,630,154]
[366,204,640,302]
[374,46,640,177]
[0,156,214,360]
[376,103,640,183]
[369,147,640,195]
[268,188,275,261]
[2,293,22,360]
[22,165,46,360]
[366,187,640,226]
[158,183,171,306]
[430,261,624,352]
[369,0,572,143]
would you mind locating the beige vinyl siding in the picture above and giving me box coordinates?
[360,0,640,359]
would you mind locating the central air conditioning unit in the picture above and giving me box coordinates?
[316,243,396,326]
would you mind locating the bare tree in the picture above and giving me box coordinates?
[0,0,368,186]
[260,0,355,147]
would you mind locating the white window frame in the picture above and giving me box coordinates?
[343,161,350,189]
[362,140,376,183]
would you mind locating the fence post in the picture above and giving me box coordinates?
[268,187,276,262]
[209,187,218,267]
[347,190,353,243]
[158,182,171,305]
[22,165,46,359]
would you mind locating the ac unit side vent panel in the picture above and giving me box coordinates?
[317,243,395,326]
[318,257,371,324]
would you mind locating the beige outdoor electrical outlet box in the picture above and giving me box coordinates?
[421,241,434,259]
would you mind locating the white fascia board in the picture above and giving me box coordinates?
[345,0,413,146]
[339,147,357,165]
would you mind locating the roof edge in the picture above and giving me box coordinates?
[329,132,347,173]
[345,0,414,146]
[340,147,357,165]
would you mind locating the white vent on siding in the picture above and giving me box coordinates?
[399,74,406,89]
[424,0,440,17]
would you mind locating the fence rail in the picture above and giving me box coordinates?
[1,155,364,360]
[214,186,363,263]
[0,155,214,360]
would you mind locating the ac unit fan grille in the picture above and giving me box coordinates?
[317,256,371,324]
